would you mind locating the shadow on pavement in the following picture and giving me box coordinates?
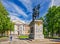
[50,39,60,42]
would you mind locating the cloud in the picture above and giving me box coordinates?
[8,1,28,17]
[9,12,21,17]
[19,0,32,12]
[9,15,25,23]
[2,0,28,17]
[50,0,60,7]
[53,0,60,6]
[25,19,32,24]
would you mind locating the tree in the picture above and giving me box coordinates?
[45,6,60,37]
[0,2,14,36]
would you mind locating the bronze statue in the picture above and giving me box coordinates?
[32,4,40,21]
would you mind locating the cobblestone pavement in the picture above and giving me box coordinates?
[0,35,60,44]
[0,39,60,44]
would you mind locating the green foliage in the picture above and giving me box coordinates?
[0,2,14,36]
[39,17,44,20]
[18,35,29,39]
[45,6,60,37]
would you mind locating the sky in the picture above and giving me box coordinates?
[1,0,60,24]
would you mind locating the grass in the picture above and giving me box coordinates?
[18,35,29,39]
[52,36,60,39]
[0,36,8,38]
[46,36,60,39]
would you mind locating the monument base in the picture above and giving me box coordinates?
[29,20,44,40]
[34,34,44,39]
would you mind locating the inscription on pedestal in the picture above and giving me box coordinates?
[34,20,44,39]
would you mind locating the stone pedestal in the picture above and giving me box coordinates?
[29,20,44,39]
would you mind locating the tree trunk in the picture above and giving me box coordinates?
[1,32,4,36]
[7,31,8,36]
[51,29,54,38]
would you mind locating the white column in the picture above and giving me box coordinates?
[22,25,24,34]
[14,25,18,35]
[23,25,25,35]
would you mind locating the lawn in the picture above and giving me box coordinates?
[0,36,8,38]
[18,35,29,39]
[52,36,60,39]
